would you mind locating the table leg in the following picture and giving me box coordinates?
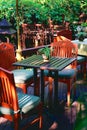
[84,57,87,80]
[54,71,58,106]
[40,69,45,104]
[33,68,38,95]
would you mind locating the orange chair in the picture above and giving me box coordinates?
[44,40,78,106]
[0,43,39,95]
[0,67,42,130]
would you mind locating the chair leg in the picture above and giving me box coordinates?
[67,88,70,106]
[34,77,40,96]
[39,115,43,130]
[39,102,43,130]
[73,76,77,99]
[22,85,27,94]
[48,77,53,108]
[14,113,20,130]
[67,77,76,107]
[67,80,71,107]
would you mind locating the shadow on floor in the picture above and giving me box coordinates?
[0,72,87,130]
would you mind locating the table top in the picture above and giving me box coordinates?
[72,38,87,56]
[72,38,87,45]
[13,55,76,71]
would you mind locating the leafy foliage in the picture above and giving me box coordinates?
[38,47,51,58]
[0,0,16,20]
[74,93,87,130]
[0,0,87,28]
[81,22,87,27]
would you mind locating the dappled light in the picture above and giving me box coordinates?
[0,1,87,130]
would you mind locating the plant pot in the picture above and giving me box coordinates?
[42,54,49,62]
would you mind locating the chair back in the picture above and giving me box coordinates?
[53,35,70,42]
[57,29,72,40]
[0,43,16,70]
[0,67,19,119]
[51,41,78,69]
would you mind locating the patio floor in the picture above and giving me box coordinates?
[0,72,87,130]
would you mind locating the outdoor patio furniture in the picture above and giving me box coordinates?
[44,40,78,106]
[53,35,70,42]
[57,29,72,40]
[72,38,87,80]
[53,36,87,80]
[0,42,40,95]
[0,67,43,130]
[13,54,76,109]
[77,55,86,79]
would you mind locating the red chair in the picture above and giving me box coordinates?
[0,43,40,95]
[0,67,42,130]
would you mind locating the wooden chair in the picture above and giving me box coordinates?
[53,35,71,42]
[57,29,72,40]
[0,43,39,95]
[0,67,42,130]
[77,55,87,80]
[53,36,87,80]
[44,40,78,106]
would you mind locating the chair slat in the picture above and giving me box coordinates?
[0,67,42,130]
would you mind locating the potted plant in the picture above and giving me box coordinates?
[38,46,51,62]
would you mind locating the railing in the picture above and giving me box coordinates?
[21,44,50,58]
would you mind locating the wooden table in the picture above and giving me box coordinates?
[72,38,87,56]
[13,54,76,106]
